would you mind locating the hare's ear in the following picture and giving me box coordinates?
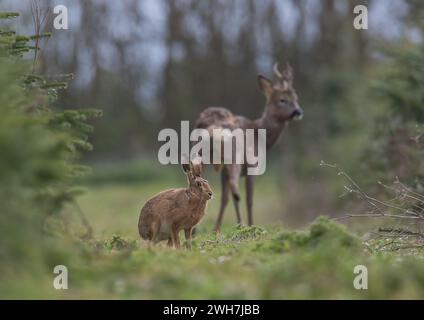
[181,153,191,175]
[182,163,191,174]
[190,156,203,177]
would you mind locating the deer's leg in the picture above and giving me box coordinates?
[228,165,242,225]
[246,175,254,226]
[215,170,230,233]
[232,193,242,225]
[184,228,193,249]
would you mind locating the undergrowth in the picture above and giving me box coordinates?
[3,216,423,299]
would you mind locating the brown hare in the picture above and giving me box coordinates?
[138,159,213,249]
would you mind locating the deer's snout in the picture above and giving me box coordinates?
[291,106,304,120]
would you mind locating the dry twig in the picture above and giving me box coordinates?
[320,160,424,221]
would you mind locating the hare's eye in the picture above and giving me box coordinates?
[197,181,202,187]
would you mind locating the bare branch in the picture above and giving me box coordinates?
[321,160,424,221]
[31,0,51,74]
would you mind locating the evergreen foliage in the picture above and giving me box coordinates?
[0,12,101,275]
[366,31,424,188]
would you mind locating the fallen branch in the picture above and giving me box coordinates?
[333,213,424,221]
[378,227,424,239]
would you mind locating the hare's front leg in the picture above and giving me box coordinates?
[171,226,181,249]
[151,221,161,244]
[184,228,193,249]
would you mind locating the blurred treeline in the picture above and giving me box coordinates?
[1,0,423,222]
[25,0,420,159]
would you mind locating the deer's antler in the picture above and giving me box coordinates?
[273,63,283,79]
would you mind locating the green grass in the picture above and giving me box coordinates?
[6,216,424,299]
[2,165,424,299]
[76,167,285,237]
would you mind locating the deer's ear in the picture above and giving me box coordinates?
[258,75,273,101]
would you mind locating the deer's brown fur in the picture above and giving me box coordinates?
[194,63,303,232]
[138,159,213,248]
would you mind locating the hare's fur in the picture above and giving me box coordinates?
[138,160,213,248]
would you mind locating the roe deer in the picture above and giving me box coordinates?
[194,63,303,232]
[138,158,213,248]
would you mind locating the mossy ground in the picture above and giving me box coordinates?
[2,176,424,299]
[4,217,424,299]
